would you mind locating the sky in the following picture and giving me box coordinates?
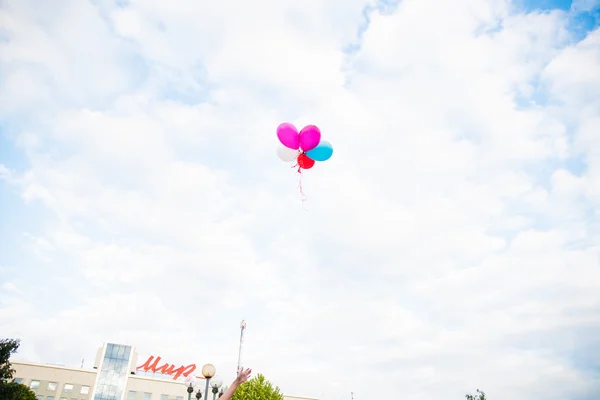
[1,0,600,399]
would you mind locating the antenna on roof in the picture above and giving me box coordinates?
[81,359,84,368]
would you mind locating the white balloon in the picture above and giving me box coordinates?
[276,146,299,162]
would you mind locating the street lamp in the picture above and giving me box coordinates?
[184,364,217,400]
[202,364,216,400]
[210,376,223,400]
[218,386,227,399]
[185,379,203,400]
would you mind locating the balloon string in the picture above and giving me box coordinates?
[291,163,308,210]
[298,170,308,210]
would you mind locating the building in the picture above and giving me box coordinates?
[11,342,317,400]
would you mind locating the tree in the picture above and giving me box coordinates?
[231,373,284,400]
[0,338,37,400]
[0,338,20,381]
[0,382,37,400]
[465,389,486,400]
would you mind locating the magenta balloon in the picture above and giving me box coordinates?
[299,125,321,151]
[277,122,299,150]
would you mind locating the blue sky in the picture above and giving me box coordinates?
[522,0,573,9]
[518,0,600,44]
[0,131,44,270]
[1,0,600,399]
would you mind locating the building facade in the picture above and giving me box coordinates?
[11,343,317,400]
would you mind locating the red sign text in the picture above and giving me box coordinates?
[136,355,196,380]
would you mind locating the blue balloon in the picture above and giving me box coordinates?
[306,141,333,162]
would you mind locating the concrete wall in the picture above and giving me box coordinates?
[12,361,96,400]
[12,358,319,400]
[126,375,188,400]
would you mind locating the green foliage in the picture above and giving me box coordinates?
[0,339,36,400]
[0,338,20,381]
[231,374,284,400]
[465,389,486,400]
[0,382,37,400]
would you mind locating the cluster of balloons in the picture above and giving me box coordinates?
[276,122,334,170]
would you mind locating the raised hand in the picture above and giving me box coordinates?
[235,367,252,384]
[220,367,253,400]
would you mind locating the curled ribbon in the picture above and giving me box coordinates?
[291,163,308,210]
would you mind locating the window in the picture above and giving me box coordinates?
[46,397,55,400]
[60,398,67,400]
[31,380,41,389]
[95,343,132,400]
[36,396,43,400]
[63,384,73,393]
[144,393,152,400]
[48,382,57,391]
[80,386,90,394]
[177,397,184,400]
[161,395,168,400]
[128,391,137,399]
[14,378,23,384]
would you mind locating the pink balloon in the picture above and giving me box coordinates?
[277,122,299,150]
[299,125,321,151]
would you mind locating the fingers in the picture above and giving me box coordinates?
[236,367,252,381]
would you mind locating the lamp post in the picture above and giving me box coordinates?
[185,364,217,400]
[210,376,223,400]
[187,383,194,400]
[186,381,203,400]
[201,364,216,400]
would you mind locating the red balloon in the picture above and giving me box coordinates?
[297,153,315,169]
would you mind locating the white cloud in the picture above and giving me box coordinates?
[0,164,11,180]
[1,0,600,399]
[571,0,600,12]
